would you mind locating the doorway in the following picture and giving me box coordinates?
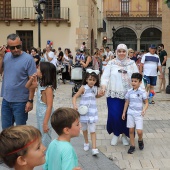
[16,31,33,52]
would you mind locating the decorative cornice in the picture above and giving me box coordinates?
[67,21,71,27]
[43,20,48,26]
[56,21,60,27]
[30,20,35,26]
[17,20,22,26]
[4,20,10,26]
[92,0,97,5]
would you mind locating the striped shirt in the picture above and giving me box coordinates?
[125,87,147,116]
[141,52,161,76]
[79,84,98,123]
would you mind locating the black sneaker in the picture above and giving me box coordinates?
[138,140,144,150]
[128,146,135,154]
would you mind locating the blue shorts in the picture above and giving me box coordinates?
[143,75,157,86]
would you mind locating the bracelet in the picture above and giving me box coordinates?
[28,99,33,103]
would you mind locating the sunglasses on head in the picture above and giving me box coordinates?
[117,50,126,53]
[118,69,127,74]
[8,45,22,50]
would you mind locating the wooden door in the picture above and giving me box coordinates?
[149,0,157,17]
[121,0,129,17]
[16,31,33,52]
[0,0,11,18]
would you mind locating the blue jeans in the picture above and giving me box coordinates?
[1,99,28,129]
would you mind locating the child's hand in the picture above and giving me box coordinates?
[43,123,49,133]
[141,110,145,117]
[122,113,126,120]
[73,105,78,111]
[25,73,37,89]
[97,90,104,97]
[73,167,82,170]
[100,85,106,94]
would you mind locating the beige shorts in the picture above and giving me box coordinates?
[81,122,96,133]
[158,66,166,78]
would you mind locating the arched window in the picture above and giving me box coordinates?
[140,28,161,51]
[121,0,129,16]
[114,28,137,50]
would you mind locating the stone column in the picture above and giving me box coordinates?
[162,3,170,58]
[137,38,140,51]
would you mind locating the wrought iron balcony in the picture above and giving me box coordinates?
[0,7,70,21]
[106,10,162,21]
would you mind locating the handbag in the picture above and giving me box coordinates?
[78,91,92,115]
[78,105,88,115]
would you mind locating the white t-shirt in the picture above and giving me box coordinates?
[105,51,113,59]
[141,52,161,76]
[44,51,56,67]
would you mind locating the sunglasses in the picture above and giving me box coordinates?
[8,45,22,50]
[130,52,134,53]
[117,50,126,53]
[118,69,127,74]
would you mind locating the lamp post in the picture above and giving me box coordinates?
[112,26,116,51]
[32,0,46,50]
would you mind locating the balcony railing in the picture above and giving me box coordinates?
[106,10,162,20]
[0,7,70,21]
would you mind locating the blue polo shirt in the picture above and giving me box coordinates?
[1,52,36,102]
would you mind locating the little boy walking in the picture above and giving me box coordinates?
[122,73,148,154]
[43,107,82,170]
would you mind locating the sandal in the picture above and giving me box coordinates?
[151,101,155,104]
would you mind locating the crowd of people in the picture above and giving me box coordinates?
[0,33,167,170]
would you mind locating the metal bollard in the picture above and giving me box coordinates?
[166,67,170,94]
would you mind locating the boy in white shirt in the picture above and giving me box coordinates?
[122,73,148,154]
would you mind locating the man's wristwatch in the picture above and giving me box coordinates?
[28,99,33,103]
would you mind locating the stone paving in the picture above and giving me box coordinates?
[1,76,170,169]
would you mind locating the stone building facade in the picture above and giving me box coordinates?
[162,2,170,58]
[0,0,104,55]
[103,0,162,51]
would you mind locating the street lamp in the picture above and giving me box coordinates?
[112,26,116,51]
[32,0,46,49]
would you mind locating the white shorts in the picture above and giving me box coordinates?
[127,114,143,130]
[81,122,96,133]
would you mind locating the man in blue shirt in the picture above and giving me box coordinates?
[0,33,37,129]
[75,49,85,65]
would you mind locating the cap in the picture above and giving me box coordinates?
[149,44,156,49]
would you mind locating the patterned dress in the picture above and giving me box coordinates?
[79,84,98,123]
[36,84,54,148]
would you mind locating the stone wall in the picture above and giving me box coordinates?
[162,3,170,60]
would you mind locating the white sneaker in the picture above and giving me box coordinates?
[92,149,99,156]
[121,135,129,146]
[83,143,89,151]
[111,135,119,146]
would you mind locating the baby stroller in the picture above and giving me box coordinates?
[71,64,83,97]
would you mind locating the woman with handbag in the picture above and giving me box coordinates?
[72,69,104,156]
[100,44,139,146]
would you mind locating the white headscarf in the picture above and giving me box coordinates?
[116,44,128,59]
[115,44,133,66]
